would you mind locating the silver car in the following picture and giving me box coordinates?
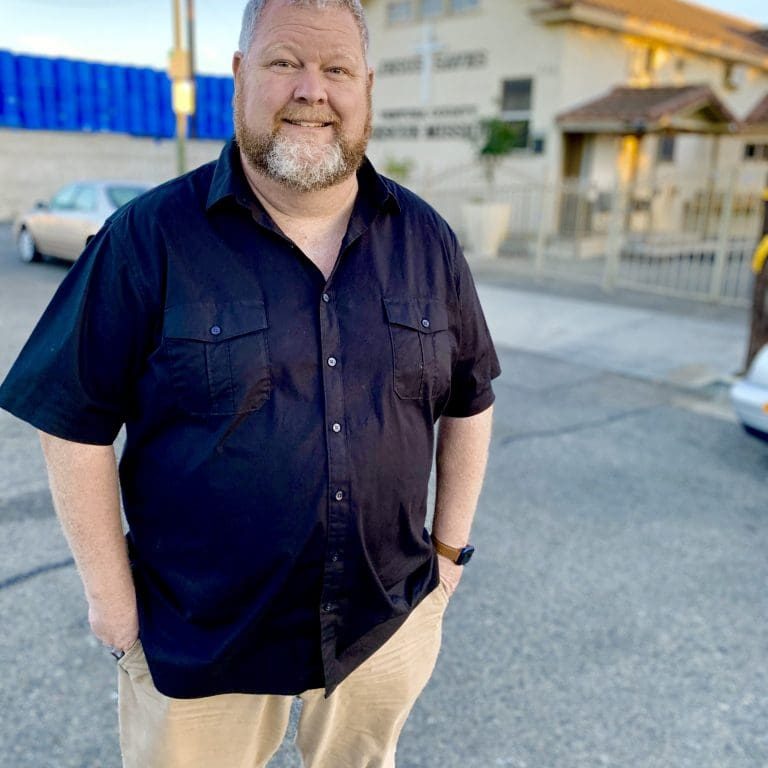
[13,181,149,263]
[731,344,768,441]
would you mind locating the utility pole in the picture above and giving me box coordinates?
[746,179,768,369]
[187,0,197,139]
[169,0,195,174]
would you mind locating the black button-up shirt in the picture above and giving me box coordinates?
[0,140,500,698]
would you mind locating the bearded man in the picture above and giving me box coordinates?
[0,1,500,766]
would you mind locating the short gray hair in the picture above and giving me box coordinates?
[238,0,370,60]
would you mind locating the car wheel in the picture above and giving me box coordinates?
[18,228,42,263]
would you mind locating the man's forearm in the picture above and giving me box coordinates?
[433,406,493,590]
[39,432,137,649]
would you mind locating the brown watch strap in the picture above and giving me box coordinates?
[430,534,466,562]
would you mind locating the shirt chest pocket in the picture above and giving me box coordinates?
[384,298,452,401]
[163,301,271,416]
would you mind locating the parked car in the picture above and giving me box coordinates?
[13,181,150,263]
[731,344,768,441]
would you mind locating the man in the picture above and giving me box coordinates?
[0,0,500,765]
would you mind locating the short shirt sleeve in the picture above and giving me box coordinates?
[0,212,157,444]
[442,242,502,418]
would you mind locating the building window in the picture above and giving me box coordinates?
[387,0,477,24]
[502,78,532,113]
[422,0,444,16]
[657,135,676,163]
[387,1,415,23]
[500,78,533,150]
[450,0,479,12]
[724,63,746,90]
[744,143,768,161]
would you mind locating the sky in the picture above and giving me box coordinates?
[0,0,767,76]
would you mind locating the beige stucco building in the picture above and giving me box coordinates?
[363,0,768,199]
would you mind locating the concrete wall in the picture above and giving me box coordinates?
[0,129,226,222]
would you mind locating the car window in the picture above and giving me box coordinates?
[73,185,97,212]
[50,184,79,211]
[106,186,147,209]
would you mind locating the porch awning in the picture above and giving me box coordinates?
[556,85,738,135]
[743,93,768,132]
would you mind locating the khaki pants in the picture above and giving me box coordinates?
[118,583,449,768]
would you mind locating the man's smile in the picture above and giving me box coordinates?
[283,119,333,128]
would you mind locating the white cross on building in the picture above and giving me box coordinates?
[413,24,444,106]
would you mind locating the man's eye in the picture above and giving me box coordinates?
[327,67,348,76]
[271,60,295,69]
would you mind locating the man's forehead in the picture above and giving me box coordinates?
[259,38,362,62]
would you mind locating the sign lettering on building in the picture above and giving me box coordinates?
[373,104,480,141]
[377,50,488,77]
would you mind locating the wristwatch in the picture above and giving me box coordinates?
[431,534,475,566]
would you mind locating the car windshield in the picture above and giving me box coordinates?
[106,186,147,209]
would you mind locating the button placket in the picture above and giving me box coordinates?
[317,285,352,665]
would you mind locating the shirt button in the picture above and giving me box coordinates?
[331,422,342,433]
[335,490,344,501]
[323,602,335,613]
[210,325,222,336]
[322,293,331,303]
[327,357,337,368]
[421,318,430,329]
[330,552,340,563]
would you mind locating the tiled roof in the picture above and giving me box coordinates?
[542,0,768,59]
[744,94,768,126]
[557,85,737,131]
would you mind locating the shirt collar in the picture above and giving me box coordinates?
[206,139,255,212]
[206,138,401,218]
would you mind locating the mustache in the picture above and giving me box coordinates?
[276,108,341,126]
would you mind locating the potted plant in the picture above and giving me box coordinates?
[462,118,522,258]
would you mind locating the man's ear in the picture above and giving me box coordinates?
[367,67,375,91]
[232,51,243,79]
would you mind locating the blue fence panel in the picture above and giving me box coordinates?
[109,65,128,133]
[16,56,43,129]
[203,76,218,138]
[158,73,175,138]
[55,58,78,130]
[126,68,146,135]
[207,77,230,139]
[142,68,161,137]
[93,64,111,131]
[76,61,96,131]
[0,50,21,127]
[220,77,234,139]
[3,50,231,139]
[195,75,211,139]
[36,57,57,129]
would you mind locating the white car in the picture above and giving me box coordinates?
[13,180,149,263]
[731,344,768,441]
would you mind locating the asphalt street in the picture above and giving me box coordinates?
[0,224,767,768]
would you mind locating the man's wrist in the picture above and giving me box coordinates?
[431,534,475,565]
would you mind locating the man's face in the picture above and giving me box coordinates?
[232,0,373,192]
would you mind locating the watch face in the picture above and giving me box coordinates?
[456,545,475,565]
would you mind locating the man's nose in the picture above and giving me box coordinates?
[293,68,327,104]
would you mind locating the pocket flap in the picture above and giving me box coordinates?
[164,301,268,342]
[383,298,449,333]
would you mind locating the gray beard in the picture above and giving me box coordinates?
[234,98,370,193]
[260,133,349,192]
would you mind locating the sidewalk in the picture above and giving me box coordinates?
[475,276,750,390]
